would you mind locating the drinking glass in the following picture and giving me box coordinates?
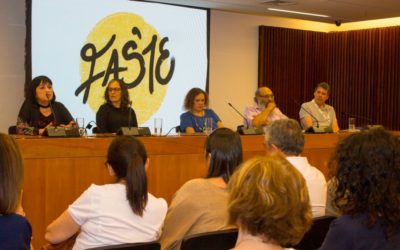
[348,117,356,131]
[154,118,163,136]
[204,117,213,135]
[75,117,85,136]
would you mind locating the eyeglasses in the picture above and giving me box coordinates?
[259,94,274,99]
[108,87,121,93]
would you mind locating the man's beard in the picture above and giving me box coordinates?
[258,100,267,109]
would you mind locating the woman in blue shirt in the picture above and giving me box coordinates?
[180,88,223,134]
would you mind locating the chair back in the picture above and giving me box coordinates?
[292,215,336,250]
[8,125,17,135]
[180,228,238,250]
[87,241,160,250]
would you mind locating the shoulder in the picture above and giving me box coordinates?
[301,100,313,108]
[180,111,192,119]
[205,109,220,118]
[97,103,111,112]
[325,103,336,111]
[330,214,367,233]
[147,193,168,210]
[20,100,36,110]
[174,179,211,198]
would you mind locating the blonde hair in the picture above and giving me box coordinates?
[228,155,312,246]
[0,133,24,214]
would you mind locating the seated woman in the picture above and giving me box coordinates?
[0,133,32,249]
[45,136,168,249]
[320,127,400,250]
[228,155,312,250]
[180,88,223,134]
[96,79,138,133]
[17,75,75,135]
[160,128,243,250]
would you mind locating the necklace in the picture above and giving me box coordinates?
[193,116,205,132]
[191,110,206,132]
[38,103,50,108]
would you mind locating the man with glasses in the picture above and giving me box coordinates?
[243,87,287,128]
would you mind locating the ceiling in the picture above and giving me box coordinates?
[144,0,400,24]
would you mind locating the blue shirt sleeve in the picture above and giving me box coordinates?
[180,112,194,132]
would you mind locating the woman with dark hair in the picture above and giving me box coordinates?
[0,133,32,249]
[45,136,167,249]
[180,88,223,134]
[161,128,243,250]
[17,75,75,135]
[320,127,400,250]
[96,79,138,133]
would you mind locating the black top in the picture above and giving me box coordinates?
[96,103,138,133]
[17,100,74,129]
[0,214,32,249]
[319,213,400,250]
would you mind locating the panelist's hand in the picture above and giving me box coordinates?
[59,121,76,128]
[265,102,276,112]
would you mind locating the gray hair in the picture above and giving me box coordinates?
[264,119,304,156]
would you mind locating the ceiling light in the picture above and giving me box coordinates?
[268,8,330,18]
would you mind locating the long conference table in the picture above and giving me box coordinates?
[17,132,345,249]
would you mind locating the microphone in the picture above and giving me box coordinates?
[128,101,133,129]
[293,99,328,133]
[47,94,57,127]
[228,102,250,128]
[293,99,320,128]
[228,102,264,135]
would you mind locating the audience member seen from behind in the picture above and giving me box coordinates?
[160,128,243,250]
[228,155,312,250]
[319,127,400,250]
[243,86,287,128]
[45,136,168,249]
[0,133,32,249]
[299,82,339,133]
[264,119,327,217]
[96,79,138,133]
[180,88,223,134]
[17,75,75,135]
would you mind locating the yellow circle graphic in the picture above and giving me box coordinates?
[80,12,172,124]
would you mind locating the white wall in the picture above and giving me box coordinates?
[0,0,25,133]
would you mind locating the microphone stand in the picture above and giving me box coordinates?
[128,101,132,132]
[228,103,264,135]
[293,99,327,133]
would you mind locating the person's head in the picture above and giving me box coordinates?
[27,75,55,105]
[313,82,330,106]
[106,136,148,216]
[228,155,312,246]
[332,127,400,238]
[104,79,130,109]
[183,88,208,112]
[254,87,274,108]
[205,128,243,183]
[264,119,304,156]
[0,133,24,214]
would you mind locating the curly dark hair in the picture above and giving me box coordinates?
[104,79,131,110]
[183,88,208,111]
[331,127,400,239]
